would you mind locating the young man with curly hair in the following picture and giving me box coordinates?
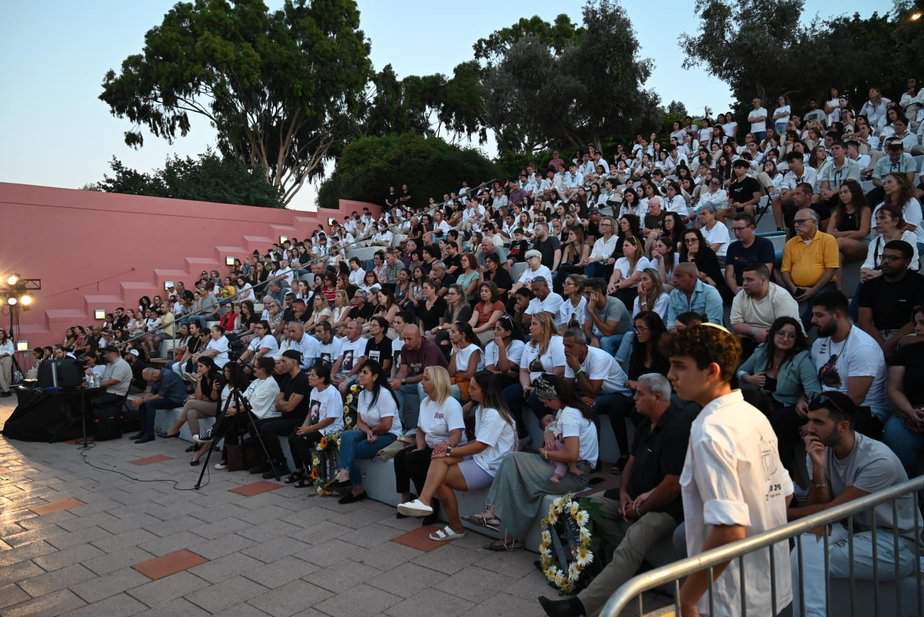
[667,324,793,617]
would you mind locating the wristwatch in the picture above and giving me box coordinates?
[446,446,454,457]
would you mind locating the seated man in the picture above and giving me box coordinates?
[562,328,634,463]
[252,350,310,478]
[811,291,889,427]
[389,324,447,431]
[781,208,839,325]
[511,250,554,293]
[720,159,762,220]
[525,277,564,323]
[313,321,342,366]
[129,367,187,444]
[789,392,920,617]
[729,264,800,358]
[773,151,818,233]
[724,213,776,297]
[92,346,133,414]
[582,277,632,356]
[665,263,724,328]
[331,319,367,394]
[538,373,694,617]
[857,240,924,359]
[277,321,319,370]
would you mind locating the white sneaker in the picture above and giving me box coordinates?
[214,462,227,470]
[397,499,433,517]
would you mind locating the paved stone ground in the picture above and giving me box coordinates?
[0,400,570,617]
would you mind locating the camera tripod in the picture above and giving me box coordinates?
[194,385,278,489]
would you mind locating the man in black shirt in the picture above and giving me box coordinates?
[724,212,776,294]
[539,373,694,617]
[531,222,561,271]
[255,350,310,478]
[347,290,374,323]
[722,159,762,220]
[364,316,393,373]
[858,240,924,358]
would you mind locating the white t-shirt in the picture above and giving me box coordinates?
[519,336,567,382]
[557,407,598,468]
[317,338,343,366]
[206,336,230,368]
[250,334,279,355]
[871,198,924,244]
[338,337,368,373]
[632,292,670,319]
[749,106,768,133]
[244,377,281,419]
[357,387,403,437]
[564,346,630,395]
[526,292,564,316]
[348,268,366,287]
[722,121,738,138]
[453,343,484,373]
[811,326,888,418]
[772,104,791,126]
[701,221,731,257]
[665,194,689,218]
[418,396,466,448]
[680,390,793,617]
[308,385,344,436]
[517,264,553,288]
[484,339,526,369]
[557,296,587,328]
[472,406,517,476]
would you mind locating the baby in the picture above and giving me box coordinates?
[541,414,583,483]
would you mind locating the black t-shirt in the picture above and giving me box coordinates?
[893,342,924,406]
[858,271,924,331]
[348,303,374,321]
[725,237,776,285]
[532,237,561,268]
[729,177,762,206]
[626,405,694,522]
[416,297,447,332]
[486,267,513,295]
[280,371,311,422]
[365,335,393,368]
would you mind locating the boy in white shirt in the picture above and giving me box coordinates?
[666,324,792,616]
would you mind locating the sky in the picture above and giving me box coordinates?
[0,0,888,211]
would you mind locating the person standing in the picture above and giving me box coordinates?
[666,324,793,616]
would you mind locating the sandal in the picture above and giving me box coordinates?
[465,509,500,531]
[428,525,465,542]
[485,536,522,552]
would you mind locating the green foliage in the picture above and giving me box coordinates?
[317,134,497,210]
[681,0,924,114]
[99,0,372,205]
[95,151,283,208]
[473,14,584,64]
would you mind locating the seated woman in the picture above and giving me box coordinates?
[479,375,598,551]
[286,362,344,487]
[625,311,669,381]
[304,293,333,331]
[885,305,924,474]
[557,274,587,333]
[397,371,517,542]
[448,322,484,401]
[394,366,465,524]
[192,362,249,469]
[737,316,820,482]
[166,357,222,446]
[333,360,403,504]
[502,312,566,440]
[431,284,473,356]
[484,316,526,391]
[826,180,871,264]
[468,282,505,345]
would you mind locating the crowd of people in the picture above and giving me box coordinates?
[23,82,924,617]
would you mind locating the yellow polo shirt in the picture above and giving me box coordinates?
[781,230,840,287]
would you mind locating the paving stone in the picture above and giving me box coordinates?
[383,588,474,617]
[69,568,148,603]
[184,575,268,612]
[314,583,402,617]
[468,591,547,617]
[294,538,367,568]
[367,561,448,599]
[474,545,541,578]
[340,522,402,549]
[0,560,45,586]
[137,531,206,557]
[434,566,519,602]
[90,528,160,553]
[352,541,422,571]
[187,552,265,584]
[32,543,104,572]
[0,541,57,567]
[241,536,310,564]
[126,571,211,606]
[19,563,96,597]
[30,497,85,516]
[62,592,148,617]
[82,547,155,576]
[411,543,482,575]
[187,516,252,540]
[1,588,86,617]
[236,519,302,542]
[133,597,211,617]
[247,579,333,617]
[0,582,31,609]
[287,520,352,545]
[303,559,381,594]
[45,526,113,550]
[240,555,318,589]
[188,532,256,559]
[132,549,209,581]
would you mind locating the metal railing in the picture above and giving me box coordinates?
[601,475,924,617]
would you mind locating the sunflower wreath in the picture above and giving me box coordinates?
[309,384,361,495]
[538,494,594,594]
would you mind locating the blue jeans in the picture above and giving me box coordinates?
[599,333,625,357]
[615,331,635,370]
[882,414,924,473]
[338,430,397,486]
[395,383,421,433]
[140,398,185,437]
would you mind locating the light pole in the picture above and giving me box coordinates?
[1,275,41,384]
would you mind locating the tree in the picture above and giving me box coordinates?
[317,134,497,210]
[95,151,284,208]
[100,0,372,206]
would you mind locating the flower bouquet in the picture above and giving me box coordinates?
[538,494,595,594]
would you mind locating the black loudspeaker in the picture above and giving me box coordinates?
[2,389,83,442]
[36,359,84,389]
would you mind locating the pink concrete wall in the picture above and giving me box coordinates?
[0,182,380,348]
